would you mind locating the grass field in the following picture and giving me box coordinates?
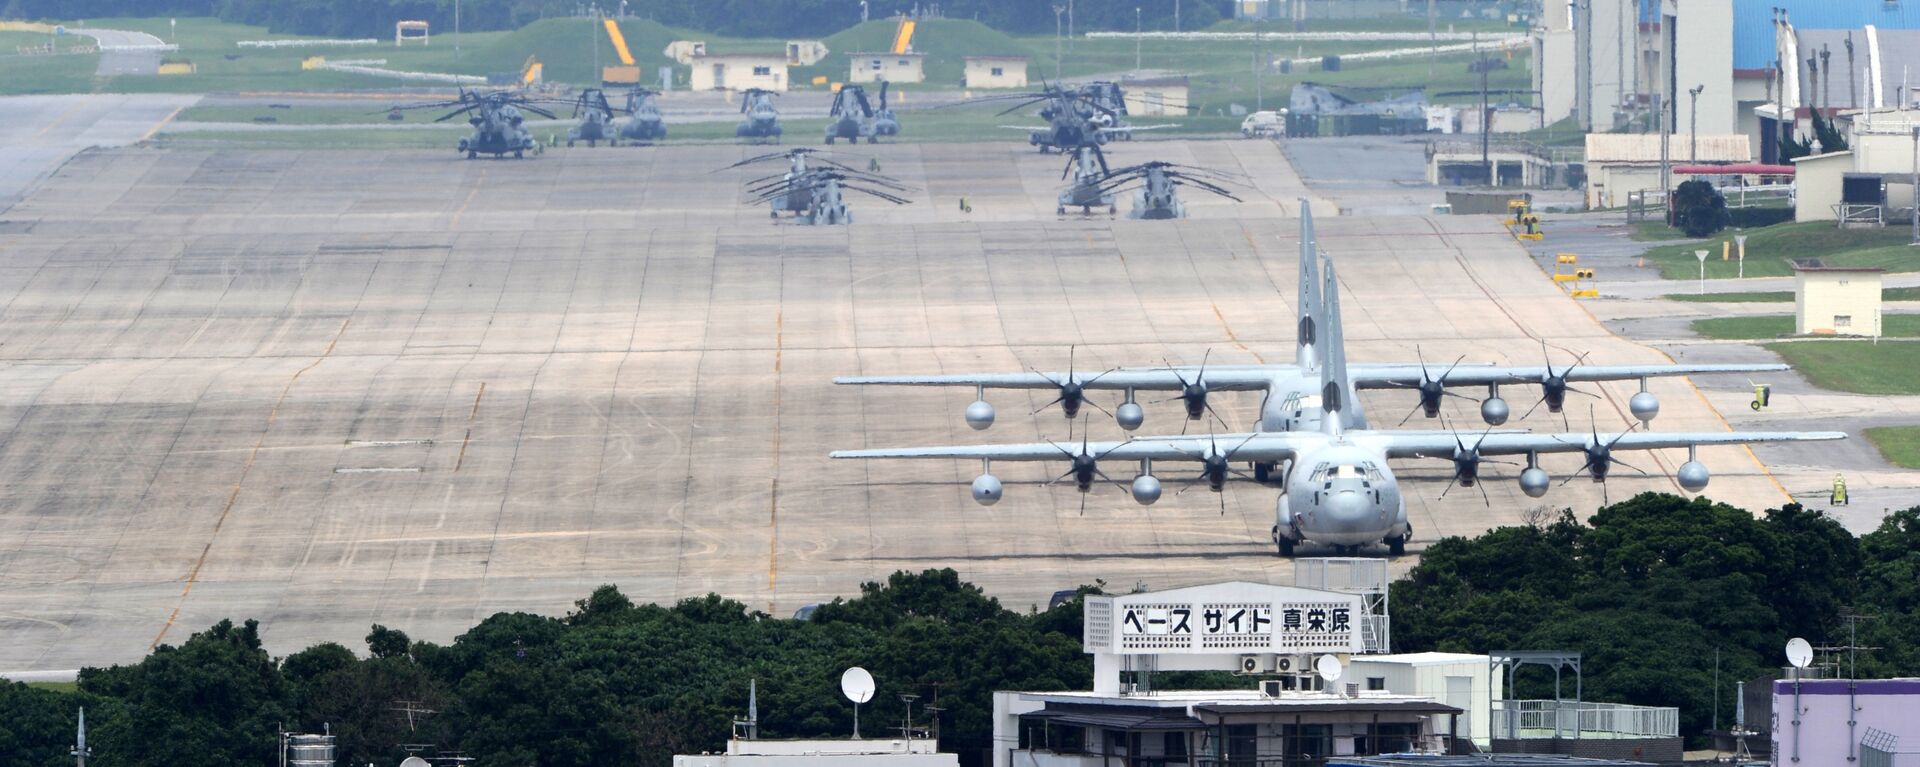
[25,681,76,693]
[1865,426,1920,469]
[1691,314,1920,340]
[1763,340,1920,395]
[1639,221,1920,280]
[1666,287,1920,303]
[4,14,1530,111]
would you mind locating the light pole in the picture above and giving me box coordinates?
[1912,126,1919,245]
[1135,7,1142,72]
[1054,4,1065,81]
[1688,84,1705,163]
[1174,0,1181,33]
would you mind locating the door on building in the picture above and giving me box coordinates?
[1446,675,1473,745]
[712,63,725,89]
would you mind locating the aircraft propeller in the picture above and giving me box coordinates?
[1518,340,1601,429]
[1435,416,1517,507]
[1173,430,1262,515]
[1554,405,1651,506]
[1390,345,1476,426]
[1044,431,1134,515]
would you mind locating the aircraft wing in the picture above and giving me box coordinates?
[832,434,1308,463]
[836,368,1278,391]
[1363,429,1845,459]
[1349,363,1788,388]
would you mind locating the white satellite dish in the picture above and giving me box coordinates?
[401,758,431,767]
[1785,637,1813,669]
[1315,654,1343,683]
[841,666,876,703]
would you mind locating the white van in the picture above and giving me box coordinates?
[1241,109,1285,138]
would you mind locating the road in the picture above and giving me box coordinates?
[71,27,169,77]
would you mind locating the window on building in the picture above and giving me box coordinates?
[1225,724,1258,762]
[1280,724,1332,758]
[1367,676,1387,691]
[991,66,1005,76]
[1163,732,1189,758]
[899,58,911,65]
[752,66,771,76]
[870,59,882,69]
[1836,315,1853,328]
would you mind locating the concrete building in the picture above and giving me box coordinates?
[1583,132,1751,208]
[1771,678,1920,766]
[1787,108,1920,224]
[963,56,1027,89]
[1530,0,1730,134]
[848,52,925,84]
[1348,653,1500,747]
[675,738,955,767]
[1793,262,1883,337]
[1121,77,1189,117]
[690,54,789,92]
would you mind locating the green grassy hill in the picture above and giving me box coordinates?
[472,17,686,85]
[796,19,1029,89]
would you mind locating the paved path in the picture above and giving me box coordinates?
[72,27,169,77]
[0,94,201,212]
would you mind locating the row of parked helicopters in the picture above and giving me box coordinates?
[392,77,1187,158]
[393,81,1236,224]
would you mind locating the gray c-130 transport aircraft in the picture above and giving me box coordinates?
[833,256,1844,556]
[835,201,1790,482]
[831,203,1838,555]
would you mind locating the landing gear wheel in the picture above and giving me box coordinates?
[1386,536,1406,556]
[826,136,834,145]
[1254,463,1271,483]
[1276,534,1295,557]
[867,135,877,144]
[514,149,523,159]
[467,150,477,159]
[1057,206,1066,215]
[1108,204,1117,215]
[567,140,575,147]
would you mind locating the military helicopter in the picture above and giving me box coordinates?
[825,83,897,144]
[736,88,783,142]
[563,88,629,147]
[725,148,857,217]
[1056,142,1117,216]
[1094,160,1243,220]
[746,167,912,225]
[870,81,900,138]
[390,88,555,159]
[617,86,668,141]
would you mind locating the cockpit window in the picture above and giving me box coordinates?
[1331,464,1364,479]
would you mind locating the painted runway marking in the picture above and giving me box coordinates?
[151,318,350,649]
[454,382,485,472]
[139,105,187,142]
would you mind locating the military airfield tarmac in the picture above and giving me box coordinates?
[0,100,1828,672]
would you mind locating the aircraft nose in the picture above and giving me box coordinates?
[1320,487,1377,534]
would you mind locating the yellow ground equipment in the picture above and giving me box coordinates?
[601,18,640,85]
[1551,254,1596,297]
[1750,382,1772,411]
[1831,474,1848,505]
[522,55,544,86]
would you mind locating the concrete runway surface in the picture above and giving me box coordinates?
[0,139,1808,671]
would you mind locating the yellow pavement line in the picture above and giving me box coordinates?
[139,105,187,142]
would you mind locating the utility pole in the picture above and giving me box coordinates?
[1427,0,1436,78]
[1068,0,1074,54]
[1689,84,1704,163]
[1911,126,1918,245]
[1658,7,1672,223]
[1135,7,1142,72]
[1053,5,1065,81]
[1255,50,1263,111]
[1174,0,1181,33]
[454,0,460,55]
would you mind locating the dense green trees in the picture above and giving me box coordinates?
[12,0,1229,38]
[1392,494,1920,743]
[3,497,1915,763]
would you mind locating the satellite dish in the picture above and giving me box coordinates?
[841,666,876,704]
[1785,637,1813,669]
[401,759,431,767]
[1315,654,1343,683]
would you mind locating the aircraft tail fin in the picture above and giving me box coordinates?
[1318,256,1347,438]
[1297,199,1320,370]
